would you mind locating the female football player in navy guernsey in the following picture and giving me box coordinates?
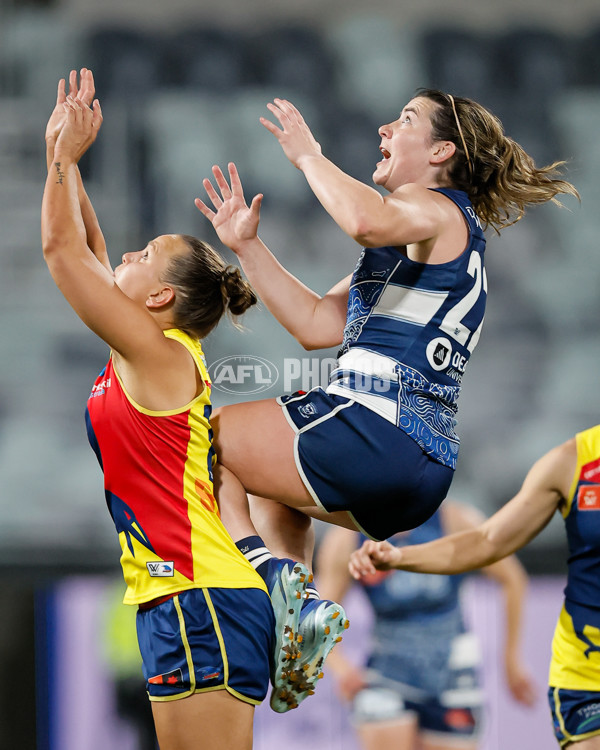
[41,69,279,750]
[195,93,578,711]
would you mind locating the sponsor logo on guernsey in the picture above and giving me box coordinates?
[146,561,175,577]
[581,458,600,483]
[465,205,482,230]
[426,337,452,371]
[577,486,600,511]
[89,377,111,398]
[446,368,463,384]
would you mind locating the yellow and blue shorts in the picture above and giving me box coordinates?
[549,686,600,746]
[136,587,274,704]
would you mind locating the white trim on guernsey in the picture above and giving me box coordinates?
[326,382,399,424]
[373,283,449,326]
[334,348,400,379]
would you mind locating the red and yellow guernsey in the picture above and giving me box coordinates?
[85,328,266,605]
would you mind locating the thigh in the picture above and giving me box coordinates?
[353,685,419,750]
[421,736,477,750]
[212,398,314,505]
[565,739,600,749]
[356,718,418,750]
[152,689,254,750]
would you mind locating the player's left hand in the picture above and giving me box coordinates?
[260,98,322,169]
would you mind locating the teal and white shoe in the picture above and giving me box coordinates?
[270,597,349,713]
[265,558,311,710]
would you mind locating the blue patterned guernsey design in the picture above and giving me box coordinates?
[359,510,464,621]
[398,363,460,467]
[327,188,487,469]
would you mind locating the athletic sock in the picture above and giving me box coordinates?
[235,535,320,600]
[235,535,274,580]
[304,583,320,601]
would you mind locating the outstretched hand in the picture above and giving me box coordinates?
[195,163,263,255]
[46,68,96,144]
[54,95,103,163]
[260,98,322,169]
[348,539,401,580]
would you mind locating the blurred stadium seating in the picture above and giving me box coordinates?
[1,6,600,747]
[0,7,598,570]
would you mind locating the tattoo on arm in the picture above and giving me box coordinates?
[54,162,65,185]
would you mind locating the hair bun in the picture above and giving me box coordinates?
[221,265,257,316]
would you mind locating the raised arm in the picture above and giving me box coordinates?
[260,98,457,249]
[195,162,349,350]
[442,502,537,707]
[41,95,173,372]
[349,438,576,579]
[45,69,111,273]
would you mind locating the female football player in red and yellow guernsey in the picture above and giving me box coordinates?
[41,69,274,750]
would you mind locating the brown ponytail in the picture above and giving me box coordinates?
[163,235,257,339]
[418,88,579,232]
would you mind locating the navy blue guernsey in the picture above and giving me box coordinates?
[359,510,464,622]
[327,188,486,469]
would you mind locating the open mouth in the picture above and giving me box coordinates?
[379,147,391,160]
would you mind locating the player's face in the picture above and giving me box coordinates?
[373,96,438,191]
[114,234,188,305]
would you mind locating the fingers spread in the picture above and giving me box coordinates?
[259,115,281,137]
[202,177,223,209]
[212,165,232,201]
[228,162,245,198]
[265,101,288,126]
[273,98,303,124]
[194,198,215,221]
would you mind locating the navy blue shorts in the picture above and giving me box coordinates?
[136,587,274,704]
[352,685,480,738]
[549,686,600,746]
[279,388,453,540]
[354,625,482,738]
